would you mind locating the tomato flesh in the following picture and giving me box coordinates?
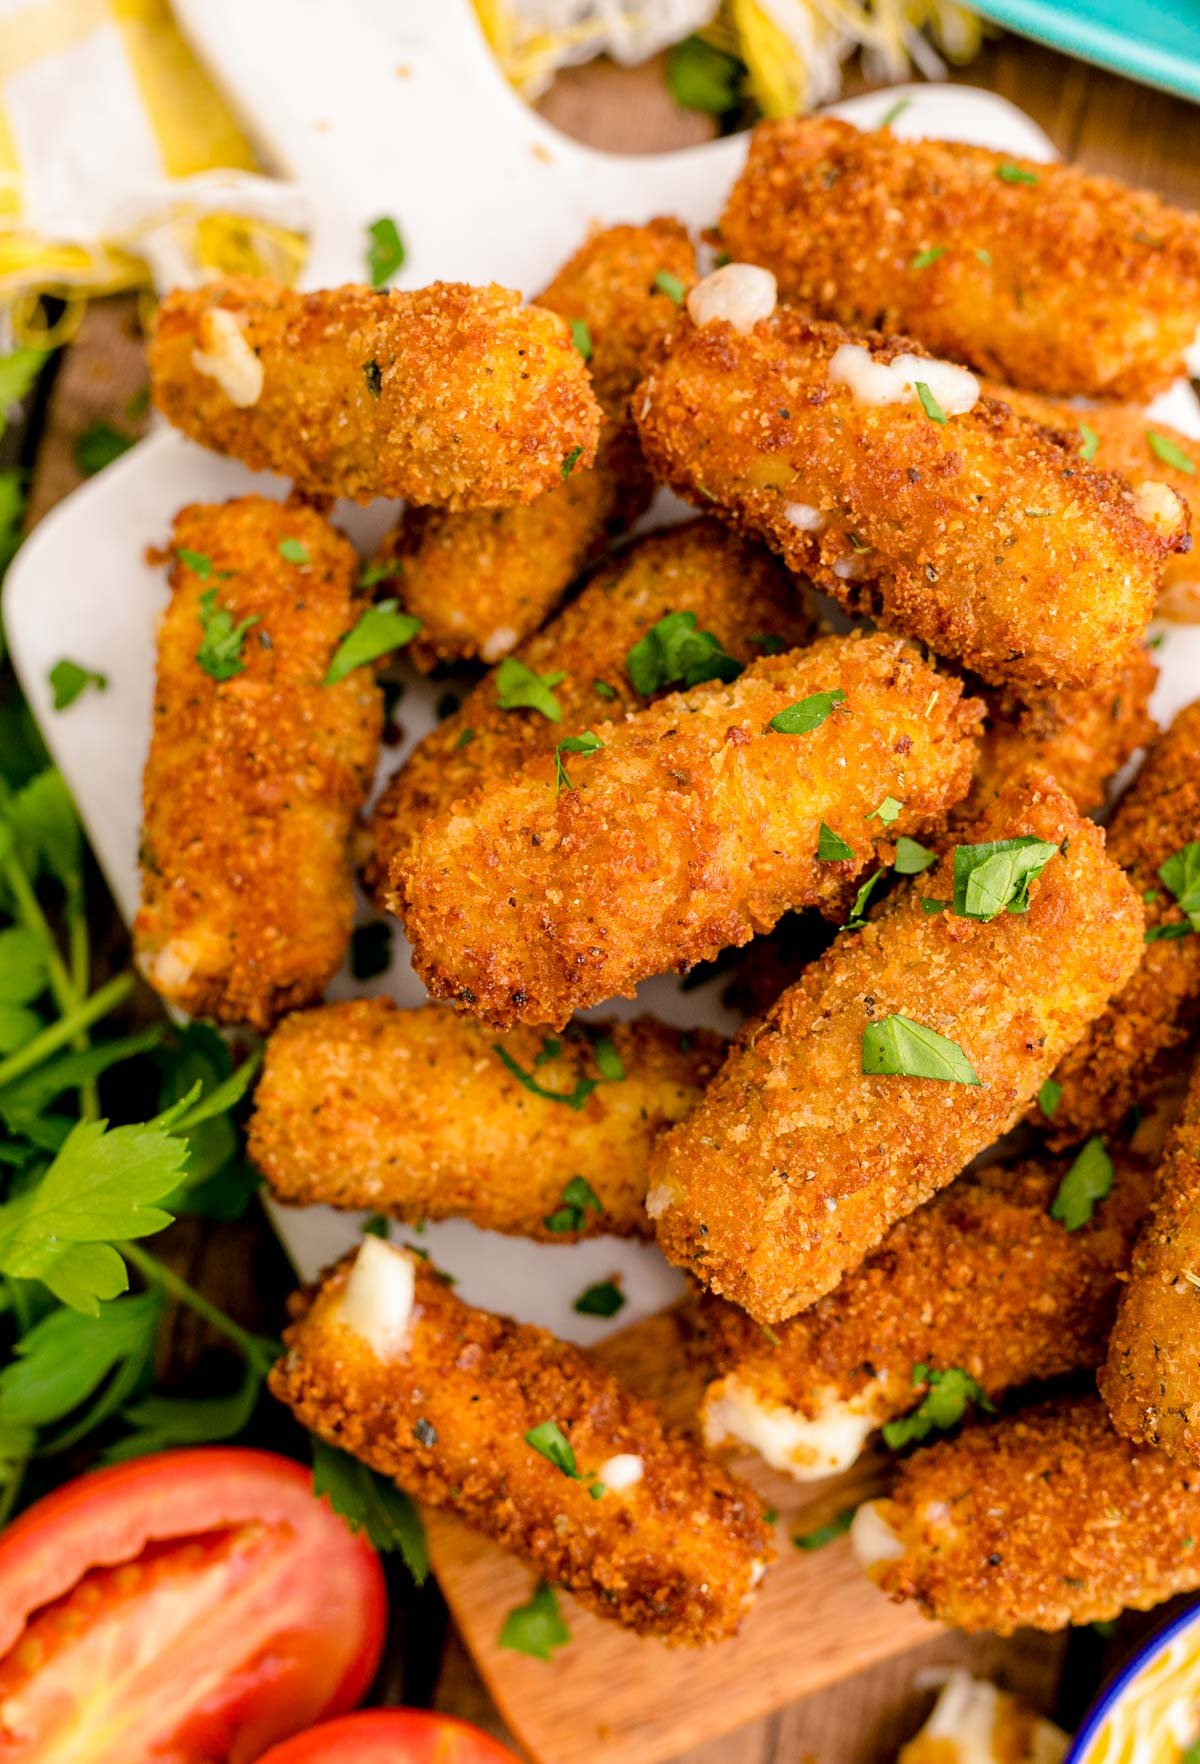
[257,1708,523,1764]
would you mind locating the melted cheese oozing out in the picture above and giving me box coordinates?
[898,1671,1068,1764]
[784,502,826,532]
[829,342,979,416]
[644,1181,675,1220]
[686,263,777,333]
[1133,478,1186,539]
[703,1376,880,1479]
[335,1235,416,1360]
[597,1453,644,1491]
[851,1499,906,1570]
[480,625,518,663]
[192,308,264,407]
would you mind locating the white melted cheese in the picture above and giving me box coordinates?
[851,1499,906,1570]
[644,1181,675,1220]
[480,625,518,663]
[702,1375,880,1479]
[828,342,979,416]
[334,1235,416,1361]
[192,308,264,407]
[597,1453,644,1491]
[899,1671,1068,1764]
[1133,478,1186,539]
[784,501,826,532]
[686,263,777,333]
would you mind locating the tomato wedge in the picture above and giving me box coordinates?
[257,1709,522,1763]
[0,1446,386,1763]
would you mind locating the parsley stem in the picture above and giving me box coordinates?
[122,1242,277,1374]
[0,970,133,1090]
[1,854,75,1014]
[66,899,98,1120]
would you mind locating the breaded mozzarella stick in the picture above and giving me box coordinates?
[134,498,381,1029]
[718,117,1200,399]
[699,1153,1153,1479]
[650,770,1145,1323]
[635,303,1187,691]
[853,1395,1200,1633]
[150,278,602,508]
[250,1001,724,1240]
[271,1238,772,1645]
[395,632,982,1030]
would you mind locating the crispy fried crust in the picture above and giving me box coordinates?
[650,770,1145,1323]
[250,1001,725,1239]
[718,118,1200,399]
[699,1152,1153,1470]
[134,498,382,1029]
[860,1395,1200,1632]
[149,278,602,508]
[1041,700,1200,1149]
[270,1253,773,1644]
[962,646,1158,821]
[1102,1057,1200,1460]
[365,517,813,899]
[394,632,983,1030]
[635,311,1185,691]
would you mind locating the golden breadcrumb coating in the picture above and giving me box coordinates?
[650,770,1145,1323]
[1041,699,1200,1149]
[149,277,602,508]
[1102,1056,1200,1460]
[271,1246,772,1645]
[134,498,381,1030]
[365,517,812,900]
[699,1152,1153,1477]
[857,1395,1200,1633]
[635,309,1186,691]
[962,646,1158,821]
[718,118,1200,399]
[394,632,982,1030]
[250,1000,725,1239]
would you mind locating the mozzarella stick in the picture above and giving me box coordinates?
[395,632,982,1030]
[149,277,602,508]
[365,517,812,898]
[270,1238,772,1645]
[718,117,1200,399]
[635,300,1187,691]
[852,1395,1200,1633]
[250,1000,725,1240]
[1101,1056,1200,1461]
[134,498,382,1030]
[650,769,1145,1323]
[1041,700,1200,1149]
[699,1152,1153,1479]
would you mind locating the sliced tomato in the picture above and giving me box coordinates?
[0,1446,386,1763]
[258,1709,522,1763]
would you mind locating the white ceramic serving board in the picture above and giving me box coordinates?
[7,0,1200,1344]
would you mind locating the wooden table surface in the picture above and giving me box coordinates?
[18,26,1200,1762]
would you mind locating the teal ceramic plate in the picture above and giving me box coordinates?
[974,0,1200,102]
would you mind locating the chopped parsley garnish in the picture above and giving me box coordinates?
[574,1279,625,1318]
[358,558,397,590]
[525,1420,605,1497]
[177,547,230,582]
[1148,431,1197,475]
[768,688,846,735]
[974,247,992,266]
[627,611,742,697]
[561,445,584,480]
[362,1214,390,1238]
[324,601,421,684]
[817,822,854,863]
[48,660,107,712]
[845,867,886,929]
[495,657,567,722]
[654,270,687,305]
[544,1175,604,1233]
[365,215,406,288]
[363,358,382,398]
[921,897,949,913]
[1146,921,1194,943]
[569,319,592,361]
[593,1036,625,1081]
[867,796,902,826]
[862,1015,980,1085]
[751,633,786,655]
[1078,423,1099,462]
[883,1364,995,1449]
[665,34,743,117]
[878,96,910,129]
[1038,1077,1063,1119]
[910,246,946,270]
[74,421,133,477]
[593,679,617,700]
[454,727,476,750]
[196,589,259,682]
[951,837,1059,920]
[494,1045,596,1111]
[278,537,309,564]
[350,921,392,981]
[794,1506,856,1549]
[915,381,947,425]
[553,731,603,794]
[1050,1137,1114,1230]
[996,163,1039,184]
[894,835,936,875]
[499,1581,570,1661]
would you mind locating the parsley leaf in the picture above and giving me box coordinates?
[324,600,421,684]
[862,1015,980,1085]
[1038,1077,1063,1118]
[910,246,946,270]
[278,537,309,564]
[561,445,584,480]
[48,659,107,711]
[74,422,134,477]
[526,1419,580,1476]
[1050,1137,1114,1230]
[915,381,947,424]
[574,1279,625,1318]
[593,679,617,700]
[867,796,902,826]
[0,927,49,1007]
[626,611,742,697]
[1158,840,1200,931]
[350,921,392,980]
[1078,423,1099,462]
[845,868,887,929]
[196,588,259,682]
[0,469,25,576]
[593,1036,624,1081]
[176,548,230,583]
[494,1045,596,1111]
[666,34,743,116]
[500,1581,570,1661]
[107,1362,264,1460]
[365,216,406,289]
[312,1436,427,1580]
[768,688,846,735]
[952,837,1059,920]
[817,822,854,863]
[894,835,936,874]
[654,270,687,305]
[794,1506,856,1549]
[996,163,1039,184]
[554,731,603,794]
[883,1364,995,1448]
[495,657,567,722]
[544,1175,604,1233]
[0,1292,161,1426]
[1147,431,1196,475]
[569,319,592,360]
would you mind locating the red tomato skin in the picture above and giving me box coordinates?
[256,1708,523,1764]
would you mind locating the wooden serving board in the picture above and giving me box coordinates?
[429,1307,935,1764]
